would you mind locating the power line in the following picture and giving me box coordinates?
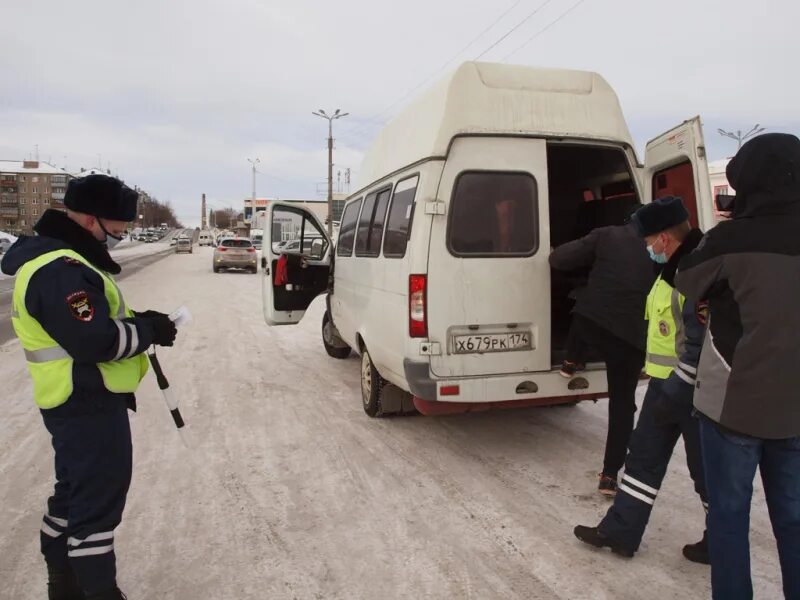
[500,0,590,62]
[337,0,529,144]
[473,0,557,61]
[340,0,590,146]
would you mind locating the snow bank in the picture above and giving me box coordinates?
[0,231,17,280]
[0,231,18,243]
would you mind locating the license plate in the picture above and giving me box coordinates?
[453,332,532,354]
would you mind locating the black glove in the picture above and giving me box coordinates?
[149,314,178,347]
[135,309,169,319]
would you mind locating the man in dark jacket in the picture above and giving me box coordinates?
[550,216,655,494]
[676,133,800,600]
[573,197,709,563]
[1,174,177,600]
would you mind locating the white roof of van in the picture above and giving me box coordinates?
[356,62,635,189]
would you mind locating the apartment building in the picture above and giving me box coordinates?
[0,160,70,235]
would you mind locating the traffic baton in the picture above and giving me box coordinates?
[147,348,190,447]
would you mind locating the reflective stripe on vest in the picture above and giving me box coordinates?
[25,347,70,363]
[11,249,149,409]
[644,275,685,379]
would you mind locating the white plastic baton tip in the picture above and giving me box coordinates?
[178,426,192,449]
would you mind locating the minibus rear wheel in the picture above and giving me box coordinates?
[322,311,351,359]
[361,347,387,418]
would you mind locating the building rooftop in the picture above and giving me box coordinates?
[0,160,69,175]
[708,158,732,174]
[244,197,328,204]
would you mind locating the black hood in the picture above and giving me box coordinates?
[727,133,800,219]
[0,209,120,276]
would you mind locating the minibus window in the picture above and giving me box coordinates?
[354,192,377,255]
[364,188,391,256]
[384,175,419,258]
[355,186,392,257]
[337,198,362,257]
[652,160,699,228]
[448,171,538,257]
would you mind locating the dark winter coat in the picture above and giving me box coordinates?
[549,223,655,350]
[655,229,706,423]
[676,133,800,439]
[1,210,156,411]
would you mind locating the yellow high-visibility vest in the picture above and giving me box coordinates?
[644,275,685,379]
[11,249,148,409]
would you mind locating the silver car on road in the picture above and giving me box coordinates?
[213,238,257,273]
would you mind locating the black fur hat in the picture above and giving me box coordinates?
[631,196,689,237]
[64,174,139,221]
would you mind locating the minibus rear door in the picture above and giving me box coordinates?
[427,136,552,377]
[261,203,332,326]
[644,116,713,231]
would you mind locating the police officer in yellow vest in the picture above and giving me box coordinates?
[0,174,177,600]
[573,196,710,563]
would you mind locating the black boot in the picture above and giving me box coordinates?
[574,525,635,558]
[46,563,85,600]
[85,588,126,600]
[682,530,710,565]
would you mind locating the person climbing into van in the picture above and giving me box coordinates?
[549,205,654,495]
[573,196,709,564]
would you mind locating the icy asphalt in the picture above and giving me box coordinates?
[0,246,784,599]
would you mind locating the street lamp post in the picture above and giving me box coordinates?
[718,124,766,149]
[313,108,349,235]
[247,158,260,218]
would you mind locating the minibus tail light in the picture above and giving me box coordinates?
[409,274,427,338]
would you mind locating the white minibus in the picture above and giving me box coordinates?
[260,62,713,417]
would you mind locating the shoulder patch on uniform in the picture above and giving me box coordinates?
[66,291,94,322]
[63,257,83,266]
[695,300,709,326]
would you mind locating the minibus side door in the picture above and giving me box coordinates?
[644,116,713,231]
[261,203,332,326]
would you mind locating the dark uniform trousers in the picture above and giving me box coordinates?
[599,378,708,551]
[39,393,132,596]
[567,314,644,477]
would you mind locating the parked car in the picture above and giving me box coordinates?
[258,61,715,418]
[275,238,322,254]
[213,238,257,273]
[175,237,193,254]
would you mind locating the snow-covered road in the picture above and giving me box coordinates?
[0,247,783,599]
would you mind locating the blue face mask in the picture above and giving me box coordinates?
[647,243,668,264]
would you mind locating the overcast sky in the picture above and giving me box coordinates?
[1,0,797,225]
